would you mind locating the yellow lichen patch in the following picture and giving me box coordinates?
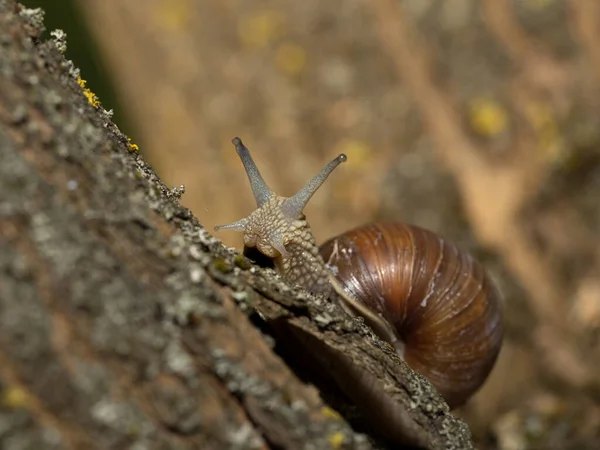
[333,139,372,169]
[238,10,285,49]
[128,138,139,152]
[321,406,342,420]
[213,258,233,273]
[154,0,192,31]
[328,432,345,448]
[468,97,508,137]
[77,76,101,108]
[234,254,252,270]
[275,42,307,76]
[523,100,565,164]
[1,386,29,409]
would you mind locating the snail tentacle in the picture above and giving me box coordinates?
[214,137,346,295]
[282,153,347,219]
[231,136,273,207]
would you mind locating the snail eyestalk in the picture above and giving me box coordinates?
[214,217,248,233]
[232,137,273,207]
[281,153,347,220]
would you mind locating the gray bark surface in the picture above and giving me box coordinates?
[0,1,473,449]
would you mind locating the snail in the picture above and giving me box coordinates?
[215,137,503,410]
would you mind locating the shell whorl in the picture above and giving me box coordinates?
[319,222,504,408]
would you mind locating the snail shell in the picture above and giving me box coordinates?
[319,222,504,408]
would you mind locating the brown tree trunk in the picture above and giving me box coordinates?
[0,2,473,449]
[67,0,600,447]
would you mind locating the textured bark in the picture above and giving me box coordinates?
[0,2,474,449]
[69,0,600,447]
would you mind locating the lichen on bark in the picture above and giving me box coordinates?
[0,1,475,448]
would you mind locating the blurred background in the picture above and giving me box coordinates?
[22,0,600,448]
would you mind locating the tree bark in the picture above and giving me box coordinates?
[0,2,473,449]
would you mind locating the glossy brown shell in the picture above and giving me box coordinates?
[319,222,503,408]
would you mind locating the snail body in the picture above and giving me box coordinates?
[216,137,503,410]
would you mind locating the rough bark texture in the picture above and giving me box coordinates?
[0,2,474,449]
[66,1,600,447]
